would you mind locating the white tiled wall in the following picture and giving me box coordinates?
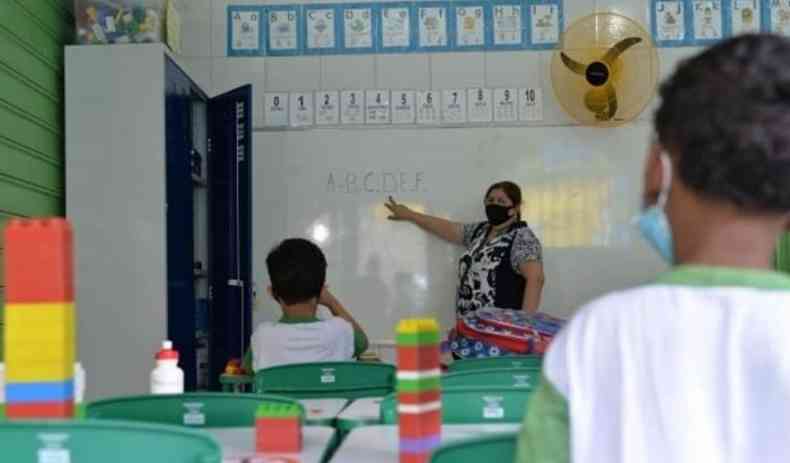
[174,1,707,334]
[177,0,704,128]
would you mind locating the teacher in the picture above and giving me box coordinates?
[386,181,545,316]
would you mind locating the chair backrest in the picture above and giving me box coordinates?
[380,386,530,424]
[255,361,396,399]
[0,419,221,463]
[442,368,541,390]
[447,355,543,373]
[87,392,300,427]
[429,432,518,463]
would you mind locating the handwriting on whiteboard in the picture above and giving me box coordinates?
[326,170,426,194]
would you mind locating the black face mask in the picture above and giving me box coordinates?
[485,204,512,226]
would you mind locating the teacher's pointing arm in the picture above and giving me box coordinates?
[385,196,464,246]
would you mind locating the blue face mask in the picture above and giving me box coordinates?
[637,153,675,264]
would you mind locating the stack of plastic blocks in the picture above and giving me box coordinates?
[4,218,75,418]
[255,401,303,453]
[396,318,442,463]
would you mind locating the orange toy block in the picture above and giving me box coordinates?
[4,218,74,303]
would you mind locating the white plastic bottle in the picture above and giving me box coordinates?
[74,362,86,404]
[150,340,184,394]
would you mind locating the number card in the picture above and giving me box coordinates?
[492,3,523,47]
[454,4,486,48]
[365,90,391,124]
[418,6,449,49]
[653,1,687,44]
[229,7,261,55]
[416,90,440,124]
[316,91,340,125]
[731,0,760,35]
[769,0,790,36]
[264,92,289,127]
[341,90,365,124]
[530,3,560,45]
[289,91,314,127]
[306,7,337,51]
[343,6,374,50]
[518,87,543,121]
[691,0,724,42]
[468,87,493,123]
[392,90,416,124]
[441,89,468,123]
[381,5,412,50]
[493,88,517,122]
[267,7,300,54]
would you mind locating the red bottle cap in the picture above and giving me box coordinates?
[155,340,179,360]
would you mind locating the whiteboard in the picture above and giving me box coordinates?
[251,122,667,352]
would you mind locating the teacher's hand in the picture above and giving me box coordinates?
[385,196,415,221]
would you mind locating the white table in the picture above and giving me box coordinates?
[336,397,384,431]
[330,424,521,462]
[299,398,349,424]
[207,425,336,463]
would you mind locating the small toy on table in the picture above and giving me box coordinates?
[255,401,303,454]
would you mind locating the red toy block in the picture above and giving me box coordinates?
[256,417,302,453]
[399,409,441,439]
[400,452,430,463]
[4,218,74,303]
[396,345,440,371]
[6,400,74,419]
[398,390,441,405]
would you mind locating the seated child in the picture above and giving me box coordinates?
[247,238,369,371]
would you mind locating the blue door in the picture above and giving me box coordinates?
[208,85,253,389]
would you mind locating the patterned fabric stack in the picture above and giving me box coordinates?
[255,401,303,453]
[4,218,75,418]
[452,307,565,359]
[396,318,442,463]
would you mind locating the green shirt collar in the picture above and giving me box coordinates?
[279,314,320,324]
[656,265,790,290]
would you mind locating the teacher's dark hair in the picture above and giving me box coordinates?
[267,238,327,305]
[486,181,523,219]
[655,33,790,212]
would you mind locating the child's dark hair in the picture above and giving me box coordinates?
[266,238,327,305]
[655,34,790,212]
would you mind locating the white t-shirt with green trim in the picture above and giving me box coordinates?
[250,317,355,371]
[528,266,790,463]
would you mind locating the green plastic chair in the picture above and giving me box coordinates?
[381,387,531,424]
[442,367,541,390]
[0,419,221,463]
[255,361,396,399]
[447,355,543,372]
[87,392,300,427]
[219,373,254,393]
[429,432,518,462]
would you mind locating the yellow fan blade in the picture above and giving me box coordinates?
[602,37,643,66]
[560,52,587,75]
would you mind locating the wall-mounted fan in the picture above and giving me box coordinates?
[551,13,660,127]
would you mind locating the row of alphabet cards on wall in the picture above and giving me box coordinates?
[652,0,790,47]
[228,0,562,56]
[263,88,543,128]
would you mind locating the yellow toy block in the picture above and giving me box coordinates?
[396,318,440,334]
[5,361,74,383]
[5,304,75,344]
[4,341,75,365]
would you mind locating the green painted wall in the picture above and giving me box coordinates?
[0,0,72,359]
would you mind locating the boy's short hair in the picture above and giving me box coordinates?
[266,238,327,305]
[655,33,790,213]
